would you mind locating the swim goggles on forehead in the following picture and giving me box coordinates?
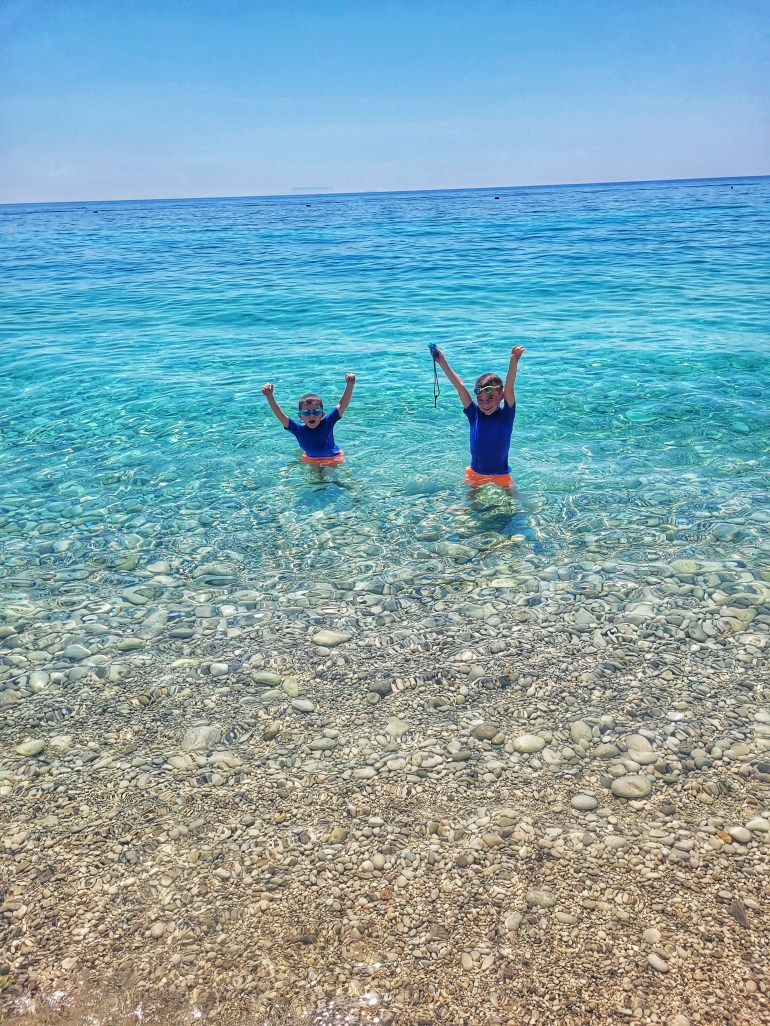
[474,384,501,396]
[299,407,324,417]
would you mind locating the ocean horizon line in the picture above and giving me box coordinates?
[1,171,768,210]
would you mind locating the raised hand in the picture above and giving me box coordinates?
[511,346,525,361]
[261,382,274,396]
[345,373,356,385]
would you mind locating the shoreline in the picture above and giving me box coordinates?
[2,574,769,1026]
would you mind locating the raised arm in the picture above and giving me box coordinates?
[503,346,525,407]
[336,372,356,417]
[431,347,473,408]
[262,382,290,428]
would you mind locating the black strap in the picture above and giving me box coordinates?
[432,354,440,408]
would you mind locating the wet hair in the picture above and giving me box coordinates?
[298,393,323,409]
[475,373,503,389]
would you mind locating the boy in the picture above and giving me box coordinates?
[431,345,525,487]
[262,373,356,465]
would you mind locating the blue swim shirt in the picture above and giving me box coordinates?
[285,406,342,458]
[464,400,516,475]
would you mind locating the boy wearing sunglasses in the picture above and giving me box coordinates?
[261,373,356,466]
[430,345,525,487]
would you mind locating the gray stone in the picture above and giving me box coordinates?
[181,725,221,752]
[309,737,337,752]
[312,630,351,647]
[16,739,46,757]
[471,721,499,741]
[512,733,546,754]
[647,953,669,973]
[570,794,598,811]
[63,644,90,661]
[251,671,282,685]
[554,912,578,925]
[625,733,653,753]
[282,678,300,697]
[727,826,752,845]
[385,717,410,739]
[569,720,592,744]
[611,774,652,799]
[292,698,315,713]
[369,680,392,697]
[525,888,556,909]
[629,750,658,765]
[593,742,620,759]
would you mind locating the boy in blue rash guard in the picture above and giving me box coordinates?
[431,346,525,487]
[262,373,356,465]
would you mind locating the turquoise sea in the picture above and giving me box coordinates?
[1,176,769,647]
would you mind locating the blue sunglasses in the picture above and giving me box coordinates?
[299,407,324,417]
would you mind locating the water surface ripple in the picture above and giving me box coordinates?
[1,177,769,633]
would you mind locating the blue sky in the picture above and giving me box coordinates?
[1,0,767,202]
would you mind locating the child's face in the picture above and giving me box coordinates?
[475,384,502,415]
[298,402,325,429]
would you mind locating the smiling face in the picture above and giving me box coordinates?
[474,374,503,415]
[298,394,325,429]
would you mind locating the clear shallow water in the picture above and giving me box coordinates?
[1,177,769,625]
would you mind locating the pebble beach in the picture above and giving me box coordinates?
[2,552,769,1025]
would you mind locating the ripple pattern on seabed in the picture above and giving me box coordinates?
[1,178,770,1024]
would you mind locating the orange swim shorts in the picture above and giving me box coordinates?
[465,467,513,489]
[301,450,345,467]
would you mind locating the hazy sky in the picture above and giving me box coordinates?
[1,0,768,203]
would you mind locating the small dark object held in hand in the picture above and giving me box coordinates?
[428,344,441,407]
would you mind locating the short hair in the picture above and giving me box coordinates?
[298,393,323,409]
[475,373,503,389]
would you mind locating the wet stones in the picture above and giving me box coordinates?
[311,630,351,648]
[281,677,300,697]
[251,671,282,685]
[15,739,46,757]
[181,725,221,751]
[63,644,90,661]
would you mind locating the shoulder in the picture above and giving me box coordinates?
[463,402,477,420]
[285,418,301,434]
[328,406,341,424]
